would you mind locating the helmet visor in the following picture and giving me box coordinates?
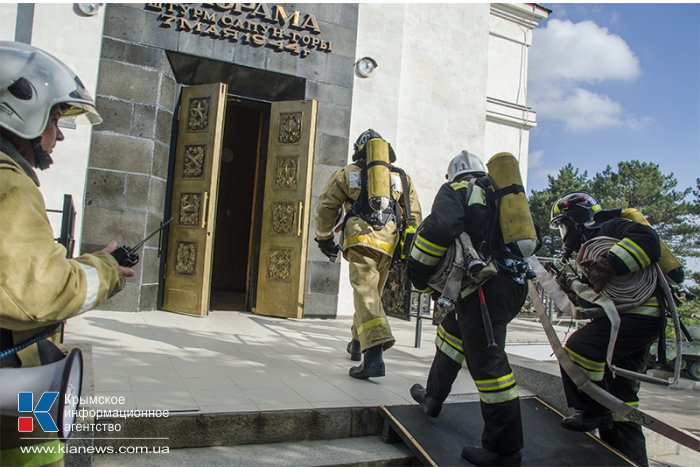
[59,101,102,126]
[549,213,564,229]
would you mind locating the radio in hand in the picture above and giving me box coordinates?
[111,218,174,267]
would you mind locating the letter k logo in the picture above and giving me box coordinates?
[18,392,59,433]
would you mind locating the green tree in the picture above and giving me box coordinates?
[531,161,699,259]
[677,268,699,326]
[691,178,700,216]
[588,162,697,257]
[530,161,700,321]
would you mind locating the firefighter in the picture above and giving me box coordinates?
[0,41,134,466]
[408,151,528,466]
[549,191,663,466]
[315,129,422,379]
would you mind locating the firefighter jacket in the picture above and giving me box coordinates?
[315,163,422,258]
[1,141,124,466]
[0,144,124,335]
[409,175,492,292]
[584,217,662,316]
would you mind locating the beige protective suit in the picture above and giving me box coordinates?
[1,142,123,467]
[316,163,421,351]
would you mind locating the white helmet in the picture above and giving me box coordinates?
[446,150,486,181]
[0,41,102,140]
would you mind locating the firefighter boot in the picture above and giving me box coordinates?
[410,384,442,417]
[349,345,385,379]
[346,339,361,361]
[461,445,522,467]
[561,410,613,432]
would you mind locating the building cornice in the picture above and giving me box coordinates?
[490,3,549,30]
[486,97,537,129]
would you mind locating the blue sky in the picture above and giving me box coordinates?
[526,3,700,195]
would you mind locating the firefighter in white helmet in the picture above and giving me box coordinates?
[0,41,133,466]
[408,151,532,466]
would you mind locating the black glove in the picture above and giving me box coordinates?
[315,237,339,261]
[580,252,615,292]
[407,259,431,292]
[555,270,575,290]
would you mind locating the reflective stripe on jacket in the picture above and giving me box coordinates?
[408,177,491,291]
[315,163,422,257]
[0,148,123,332]
[595,218,660,275]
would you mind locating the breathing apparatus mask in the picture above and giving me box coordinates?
[555,219,583,263]
[550,192,601,262]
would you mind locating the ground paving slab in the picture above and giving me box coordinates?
[63,310,699,466]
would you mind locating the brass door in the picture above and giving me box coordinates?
[254,100,318,318]
[162,83,227,316]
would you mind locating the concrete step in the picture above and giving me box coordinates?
[92,406,384,450]
[92,435,416,467]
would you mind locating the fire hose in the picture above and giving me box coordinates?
[529,255,699,452]
[574,236,682,384]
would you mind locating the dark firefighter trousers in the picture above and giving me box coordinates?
[561,313,662,466]
[425,272,528,454]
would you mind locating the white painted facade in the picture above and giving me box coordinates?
[0,3,105,249]
[338,3,547,316]
[1,3,547,316]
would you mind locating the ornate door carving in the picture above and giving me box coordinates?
[162,83,227,316]
[254,100,318,318]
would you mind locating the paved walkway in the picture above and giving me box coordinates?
[63,311,557,413]
[63,309,699,465]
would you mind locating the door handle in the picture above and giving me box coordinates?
[201,191,209,230]
[297,201,303,237]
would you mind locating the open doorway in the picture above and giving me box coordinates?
[210,97,270,311]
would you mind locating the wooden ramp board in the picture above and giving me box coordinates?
[381,397,633,466]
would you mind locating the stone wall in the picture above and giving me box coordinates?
[84,3,358,313]
[82,38,177,311]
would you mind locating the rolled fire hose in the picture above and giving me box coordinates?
[575,237,681,384]
[577,237,657,312]
[529,257,700,453]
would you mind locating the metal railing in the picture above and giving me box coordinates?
[46,194,76,343]
[381,262,432,348]
[46,194,76,258]
[382,256,580,347]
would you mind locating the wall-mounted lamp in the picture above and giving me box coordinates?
[76,3,102,16]
[354,56,378,78]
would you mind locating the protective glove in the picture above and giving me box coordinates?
[315,237,339,261]
[554,270,575,289]
[579,252,615,292]
[556,272,584,305]
[407,260,431,292]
